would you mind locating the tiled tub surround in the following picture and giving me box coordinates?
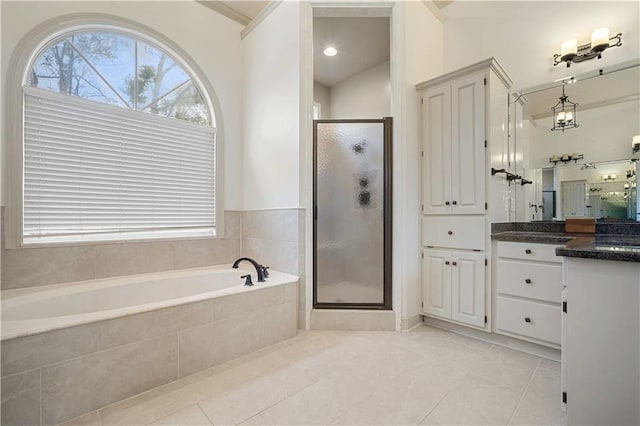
[242,209,306,328]
[1,210,242,290]
[1,267,298,425]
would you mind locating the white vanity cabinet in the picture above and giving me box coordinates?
[421,72,485,215]
[417,58,512,332]
[422,249,486,327]
[495,241,563,347]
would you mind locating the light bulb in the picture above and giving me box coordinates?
[561,39,578,62]
[323,47,337,57]
[591,28,610,52]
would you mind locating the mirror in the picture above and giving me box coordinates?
[530,159,638,221]
[513,62,640,221]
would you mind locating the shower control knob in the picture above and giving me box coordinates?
[448,231,453,235]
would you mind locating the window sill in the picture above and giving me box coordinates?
[20,228,221,249]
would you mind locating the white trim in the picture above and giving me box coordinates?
[196,1,252,26]
[241,1,283,40]
[420,0,446,24]
[416,57,514,91]
[302,1,314,330]
[4,13,226,249]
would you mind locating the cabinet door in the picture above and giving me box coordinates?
[422,85,452,215]
[451,251,485,327]
[422,249,451,319]
[451,72,486,214]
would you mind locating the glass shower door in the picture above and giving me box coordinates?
[313,119,392,309]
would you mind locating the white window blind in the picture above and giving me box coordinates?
[23,86,217,244]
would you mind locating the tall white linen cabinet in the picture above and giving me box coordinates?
[417,58,513,332]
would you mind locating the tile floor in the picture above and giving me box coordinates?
[64,326,566,426]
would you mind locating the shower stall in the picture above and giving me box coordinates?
[313,118,392,309]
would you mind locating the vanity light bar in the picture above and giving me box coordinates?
[553,30,622,68]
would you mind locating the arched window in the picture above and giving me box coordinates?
[20,28,219,244]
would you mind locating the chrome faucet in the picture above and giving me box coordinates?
[232,257,266,282]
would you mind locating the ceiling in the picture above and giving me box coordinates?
[213,1,454,24]
[313,17,390,87]
[523,65,640,120]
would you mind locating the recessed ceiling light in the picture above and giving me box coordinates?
[323,47,337,57]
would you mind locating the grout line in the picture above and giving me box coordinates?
[39,368,43,426]
[507,357,542,425]
[197,401,215,425]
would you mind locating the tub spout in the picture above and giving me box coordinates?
[232,257,265,282]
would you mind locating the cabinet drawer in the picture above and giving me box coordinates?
[497,241,562,263]
[423,216,485,250]
[497,296,561,344]
[497,259,562,303]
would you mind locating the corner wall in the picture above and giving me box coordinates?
[396,1,444,330]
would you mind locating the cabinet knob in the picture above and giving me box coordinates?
[524,317,532,323]
[452,200,457,205]
[525,278,532,284]
[448,231,453,235]
[445,261,450,265]
[452,261,457,266]
[525,249,532,254]
[445,201,450,206]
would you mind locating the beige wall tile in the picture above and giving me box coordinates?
[178,322,226,377]
[242,209,300,243]
[1,369,41,426]
[310,309,395,331]
[263,301,298,347]
[212,286,285,321]
[1,324,98,377]
[2,211,242,290]
[2,244,96,289]
[98,300,215,350]
[41,334,178,425]
[242,238,299,275]
[222,310,265,363]
[173,238,238,270]
[94,241,176,278]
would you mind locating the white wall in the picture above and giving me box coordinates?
[313,81,331,119]
[0,0,245,209]
[329,60,390,119]
[396,1,444,328]
[529,100,640,169]
[442,1,640,89]
[242,1,301,210]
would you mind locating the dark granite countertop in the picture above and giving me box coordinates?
[556,236,640,263]
[491,231,577,244]
[491,223,640,263]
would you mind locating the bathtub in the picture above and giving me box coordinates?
[1,265,299,425]
[2,265,298,340]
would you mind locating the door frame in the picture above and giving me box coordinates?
[313,118,393,310]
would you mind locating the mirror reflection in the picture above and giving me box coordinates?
[532,159,638,221]
[513,63,640,221]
